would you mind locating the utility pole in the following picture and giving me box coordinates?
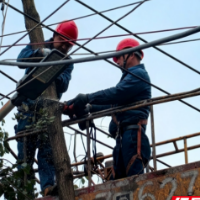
[21,1,75,199]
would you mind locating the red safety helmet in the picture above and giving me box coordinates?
[113,38,144,63]
[55,20,78,45]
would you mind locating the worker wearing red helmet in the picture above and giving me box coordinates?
[64,38,151,179]
[15,20,78,197]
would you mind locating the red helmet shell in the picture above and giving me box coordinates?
[55,20,78,45]
[113,38,144,63]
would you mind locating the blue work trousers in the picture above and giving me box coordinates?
[16,115,55,191]
[113,127,151,179]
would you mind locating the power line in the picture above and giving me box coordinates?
[0,0,71,56]
[0,0,199,114]
[3,26,200,68]
[160,38,200,46]
[1,31,200,49]
[0,70,17,83]
[0,1,145,39]
[74,0,200,76]
[69,0,147,56]
[1,36,200,57]
[1,26,200,112]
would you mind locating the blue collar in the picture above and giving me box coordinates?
[127,64,145,71]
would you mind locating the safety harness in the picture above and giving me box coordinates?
[125,119,147,175]
[112,115,147,177]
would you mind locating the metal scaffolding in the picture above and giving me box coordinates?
[0,0,200,191]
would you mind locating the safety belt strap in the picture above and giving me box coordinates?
[126,119,147,175]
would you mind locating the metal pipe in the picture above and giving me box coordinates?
[156,159,171,168]
[4,25,200,68]
[0,0,71,56]
[184,138,188,164]
[75,0,200,75]
[150,106,157,171]
[150,143,200,159]
[0,70,17,83]
[73,131,78,172]
[86,121,91,187]
[0,100,14,121]
[1,1,198,113]
[69,0,146,56]
[0,93,10,100]
[1,1,143,38]
[150,132,200,147]
[62,89,200,126]
[96,127,110,137]
[173,141,179,152]
[6,129,46,142]
[71,131,200,167]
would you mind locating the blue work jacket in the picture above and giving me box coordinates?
[16,38,74,132]
[88,64,151,137]
[17,38,74,100]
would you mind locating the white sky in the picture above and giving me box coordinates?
[0,0,200,197]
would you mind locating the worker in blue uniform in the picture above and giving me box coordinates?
[16,20,78,196]
[64,38,151,179]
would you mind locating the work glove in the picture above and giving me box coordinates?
[39,48,51,57]
[62,94,89,117]
[62,104,74,118]
[67,93,89,114]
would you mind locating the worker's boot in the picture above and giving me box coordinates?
[43,185,58,196]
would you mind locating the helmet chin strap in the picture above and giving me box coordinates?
[122,53,131,69]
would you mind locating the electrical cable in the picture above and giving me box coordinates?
[69,0,147,56]
[0,70,17,83]
[0,0,71,56]
[3,33,200,60]
[0,25,200,113]
[0,0,199,115]
[159,37,200,46]
[2,26,200,68]
[75,0,200,76]
[1,22,200,114]
[0,0,145,39]
[1,30,200,49]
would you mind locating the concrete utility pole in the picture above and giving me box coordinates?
[21,1,75,199]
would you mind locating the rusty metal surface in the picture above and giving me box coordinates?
[35,161,200,200]
[74,161,200,200]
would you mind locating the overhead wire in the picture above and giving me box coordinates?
[0,0,199,115]
[74,0,200,76]
[3,26,200,68]
[159,38,200,46]
[0,0,71,56]
[69,0,147,56]
[2,35,200,60]
[0,70,17,83]
[1,25,200,113]
[0,1,146,39]
[1,32,200,49]
[0,1,199,188]
[0,0,149,101]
